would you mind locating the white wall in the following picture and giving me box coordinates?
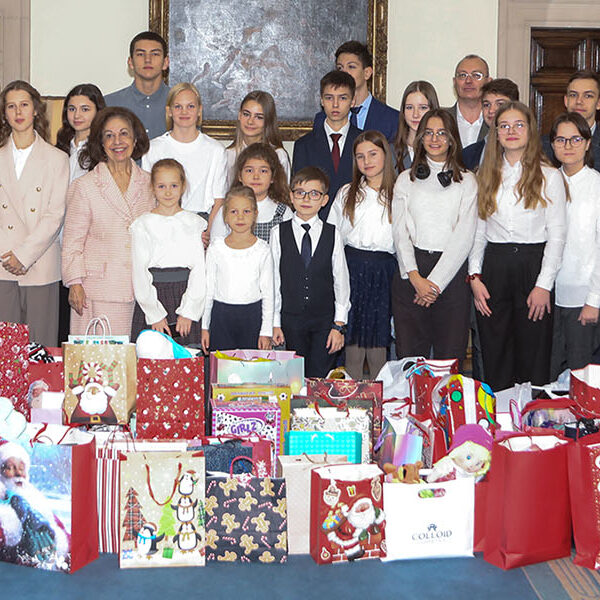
[30,0,147,96]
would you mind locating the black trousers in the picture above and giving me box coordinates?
[477,242,552,392]
[392,249,470,361]
[210,300,261,351]
[282,315,336,378]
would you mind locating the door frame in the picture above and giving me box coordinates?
[0,0,30,87]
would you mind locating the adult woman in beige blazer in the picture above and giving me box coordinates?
[62,106,154,335]
[0,80,69,347]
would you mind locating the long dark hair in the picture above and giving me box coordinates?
[0,80,49,147]
[56,84,105,155]
[78,106,149,170]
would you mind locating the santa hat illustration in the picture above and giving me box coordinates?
[0,440,31,471]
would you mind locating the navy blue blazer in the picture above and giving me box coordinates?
[313,97,400,144]
[462,139,486,171]
[542,125,600,171]
[292,122,362,219]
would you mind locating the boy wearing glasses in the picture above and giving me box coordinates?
[270,166,350,377]
[447,54,491,147]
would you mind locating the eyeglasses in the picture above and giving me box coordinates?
[292,189,325,200]
[455,71,486,81]
[423,130,448,140]
[552,135,585,147]
[497,121,527,134]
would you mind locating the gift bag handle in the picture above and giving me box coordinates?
[230,456,256,476]
[84,315,112,339]
[103,425,136,452]
[303,452,329,464]
[145,461,182,506]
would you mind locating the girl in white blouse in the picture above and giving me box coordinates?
[130,159,206,344]
[392,108,478,362]
[202,185,274,352]
[469,101,567,391]
[328,130,397,379]
[549,112,600,376]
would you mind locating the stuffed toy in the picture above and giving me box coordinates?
[427,424,492,483]
[383,461,424,483]
[135,330,193,360]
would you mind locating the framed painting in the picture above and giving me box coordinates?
[149,0,389,140]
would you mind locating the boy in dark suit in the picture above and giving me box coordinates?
[270,167,350,378]
[292,71,361,219]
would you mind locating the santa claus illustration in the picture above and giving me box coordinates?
[0,441,69,568]
[323,496,385,560]
[68,360,119,424]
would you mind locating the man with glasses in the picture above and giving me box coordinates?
[447,54,491,148]
[542,70,600,170]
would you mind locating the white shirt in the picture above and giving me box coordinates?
[393,159,478,291]
[324,120,351,157]
[327,180,395,254]
[210,195,293,240]
[225,145,291,188]
[456,106,484,148]
[142,131,228,213]
[11,134,34,180]
[130,211,207,325]
[269,214,351,327]
[468,159,567,291]
[69,139,88,183]
[555,165,600,308]
[203,237,274,337]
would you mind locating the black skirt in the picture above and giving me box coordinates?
[209,300,262,351]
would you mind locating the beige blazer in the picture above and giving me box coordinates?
[62,160,154,303]
[0,136,69,286]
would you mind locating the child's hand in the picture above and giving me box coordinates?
[176,316,192,337]
[272,327,285,346]
[579,304,599,326]
[201,230,210,249]
[152,318,172,336]
[258,336,272,350]
[201,329,210,353]
[326,329,344,354]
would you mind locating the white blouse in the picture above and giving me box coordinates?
[69,139,88,183]
[392,159,478,291]
[327,181,395,254]
[202,237,274,337]
[225,145,291,188]
[468,158,567,291]
[130,211,206,325]
[555,165,600,308]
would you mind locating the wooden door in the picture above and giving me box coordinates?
[530,28,600,133]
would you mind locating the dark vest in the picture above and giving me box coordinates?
[279,220,335,326]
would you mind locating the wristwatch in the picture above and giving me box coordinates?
[331,323,347,335]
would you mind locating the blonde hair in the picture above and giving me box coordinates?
[166,83,202,130]
[150,158,187,205]
[477,101,553,219]
[223,184,258,226]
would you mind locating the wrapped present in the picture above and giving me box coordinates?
[285,431,362,464]
[310,463,386,563]
[210,350,304,395]
[0,322,30,418]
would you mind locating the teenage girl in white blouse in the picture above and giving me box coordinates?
[469,101,567,391]
[328,130,396,379]
[549,112,600,376]
[392,108,477,362]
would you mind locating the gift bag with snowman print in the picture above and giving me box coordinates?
[119,451,205,568]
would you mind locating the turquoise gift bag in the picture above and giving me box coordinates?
[284,431,362,464]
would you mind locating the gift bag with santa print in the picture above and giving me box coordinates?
[310,463,386,564]
[136,357,205,440]
[0,322,30,418]
[119,450,205,568]
[0,425,98,573]
[63,342,137,425]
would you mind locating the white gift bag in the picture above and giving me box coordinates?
[382,477,474,561]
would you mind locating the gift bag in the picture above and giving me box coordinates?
[291,405,371,462]
[210,350,304,395]
[310,463,385,563]
[119,450,205,568]
[136,356,205,440]
[0,322,30,418]
[494,382,533,432]
[570,364,600,418]
[567,431,600,569]
[483,433,572,569]
[473,479,488,553]
[409,358,459,417]
[205,458,287,563]
[63,341,137,425]
[0,425,98,572]
[68,315,129,345]
[375,414,434,469]
[278,454,348,555]
[382,477,474,561]
[285,431,362,464]
[376,357,424,401]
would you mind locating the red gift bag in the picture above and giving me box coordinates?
[567,431,600,569]
[0,322,30,418]
[570,364,600,418]
[483,432,572,569]
[310,463,386,564]
[473,479,488,552]
[409,358,459,417]
[136,356,205,439]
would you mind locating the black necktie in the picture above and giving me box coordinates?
[350,105,362,127]
[301,223,311,268]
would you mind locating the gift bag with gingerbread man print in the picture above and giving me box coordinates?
[205,458,287,563]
